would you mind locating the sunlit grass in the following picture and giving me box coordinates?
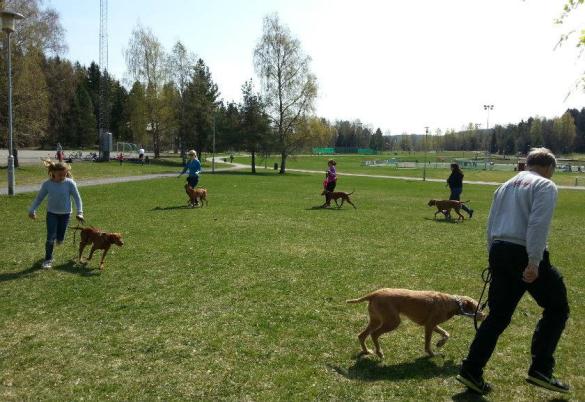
[0,172,583,400]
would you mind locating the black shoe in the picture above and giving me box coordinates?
[469,209,474,219]
[526,370,570,393]
[456,369,492,395]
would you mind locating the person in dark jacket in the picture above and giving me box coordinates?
[447,163,473,218]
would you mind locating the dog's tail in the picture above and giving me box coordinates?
[346,295,371,304]
[462,200,470,204]
[347,189,355,196]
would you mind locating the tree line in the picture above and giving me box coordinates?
[419,110,582,155]
[1,1,585,174]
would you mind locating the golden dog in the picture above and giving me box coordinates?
[74,226,124,270]
[347,288,485,357]
[185,184,208,207]
[428,199,468,220]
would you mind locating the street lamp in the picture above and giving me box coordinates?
[1,10,24,196]
[423,126,429,181]
[212,112,216,173]
[483,104,494,170]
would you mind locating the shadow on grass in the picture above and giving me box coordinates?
[451,390,490,402]
[212,170,280,177]
[53,260,100,277]
[329,355,459,382]
[305,205,349,211]
[424,217,461,224]
[0,259,44,282]
[151,205,194,211]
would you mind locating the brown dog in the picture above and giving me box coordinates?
[347,288,485,357]
[74,226,124,270]
[321,190,356,209]
[428,199,468,220]
[184,184,208,207]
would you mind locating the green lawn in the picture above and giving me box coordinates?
[236,154,585,187]
[0,172,583,400]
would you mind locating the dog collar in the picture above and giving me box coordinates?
[454,296,476,317]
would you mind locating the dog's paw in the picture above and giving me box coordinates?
[375,350,384,359]
[357,349,374,357]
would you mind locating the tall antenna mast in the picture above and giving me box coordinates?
[99,0,109,159]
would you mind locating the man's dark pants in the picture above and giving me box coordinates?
[462,241,569,378]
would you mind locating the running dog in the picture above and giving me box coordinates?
[347,288,485,357]
[74,226,124,270]
[321,189,356,209]
[428,199,468,220]
[185,184,208,207]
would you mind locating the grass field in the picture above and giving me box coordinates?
[0,172,583,400]
[235,154,585,187]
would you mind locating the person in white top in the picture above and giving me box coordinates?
[457,148,570,395]
[138,146,145,164]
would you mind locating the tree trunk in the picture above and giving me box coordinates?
[279,151,287,174]
[251,150,256,173]
[152,126,160,158]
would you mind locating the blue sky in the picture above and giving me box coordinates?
[47,0,585,134]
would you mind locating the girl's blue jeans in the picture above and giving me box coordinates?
[45,212,70,260]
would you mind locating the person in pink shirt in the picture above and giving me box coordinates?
[322,159,337,207]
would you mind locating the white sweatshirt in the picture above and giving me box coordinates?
[486,170,558,265]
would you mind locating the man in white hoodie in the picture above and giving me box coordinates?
[456,148,570,395]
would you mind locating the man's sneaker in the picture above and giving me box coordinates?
[41,259,53,269]
[456,369,492,395]
[469,209,474,219]
[526,370,570,393]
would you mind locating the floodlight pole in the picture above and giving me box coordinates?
[212,112,216,173]
[483,104,494,170]
[423,126,429,181]
[2,10,24,196]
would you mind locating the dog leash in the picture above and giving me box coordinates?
[71,216,92,246]
[474,266,492,331]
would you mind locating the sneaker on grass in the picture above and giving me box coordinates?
[526,370,570,393]
[456,369,492,395]
[41,259,53,269]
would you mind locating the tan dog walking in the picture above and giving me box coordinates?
[428,199,469,220]
[73,226,124,270]
[347,288,485,358]
[184,184,208,207]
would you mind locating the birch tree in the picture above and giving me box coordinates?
[253,14,317,174]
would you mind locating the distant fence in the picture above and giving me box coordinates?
[312,147,377,155]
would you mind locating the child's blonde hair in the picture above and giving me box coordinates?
[188,150,198,160]
[42,159,72,178]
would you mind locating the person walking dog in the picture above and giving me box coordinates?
[447,163,473,218]
[322,159,337,207]
[456,148,570,395]
[28,161,84,269]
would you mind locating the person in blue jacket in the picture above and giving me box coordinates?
[179,149,202,190]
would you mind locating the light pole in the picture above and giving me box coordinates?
[212,112,216,173]
[1,10,24,196]
[423,126,429,181]
[483,104,494,170]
